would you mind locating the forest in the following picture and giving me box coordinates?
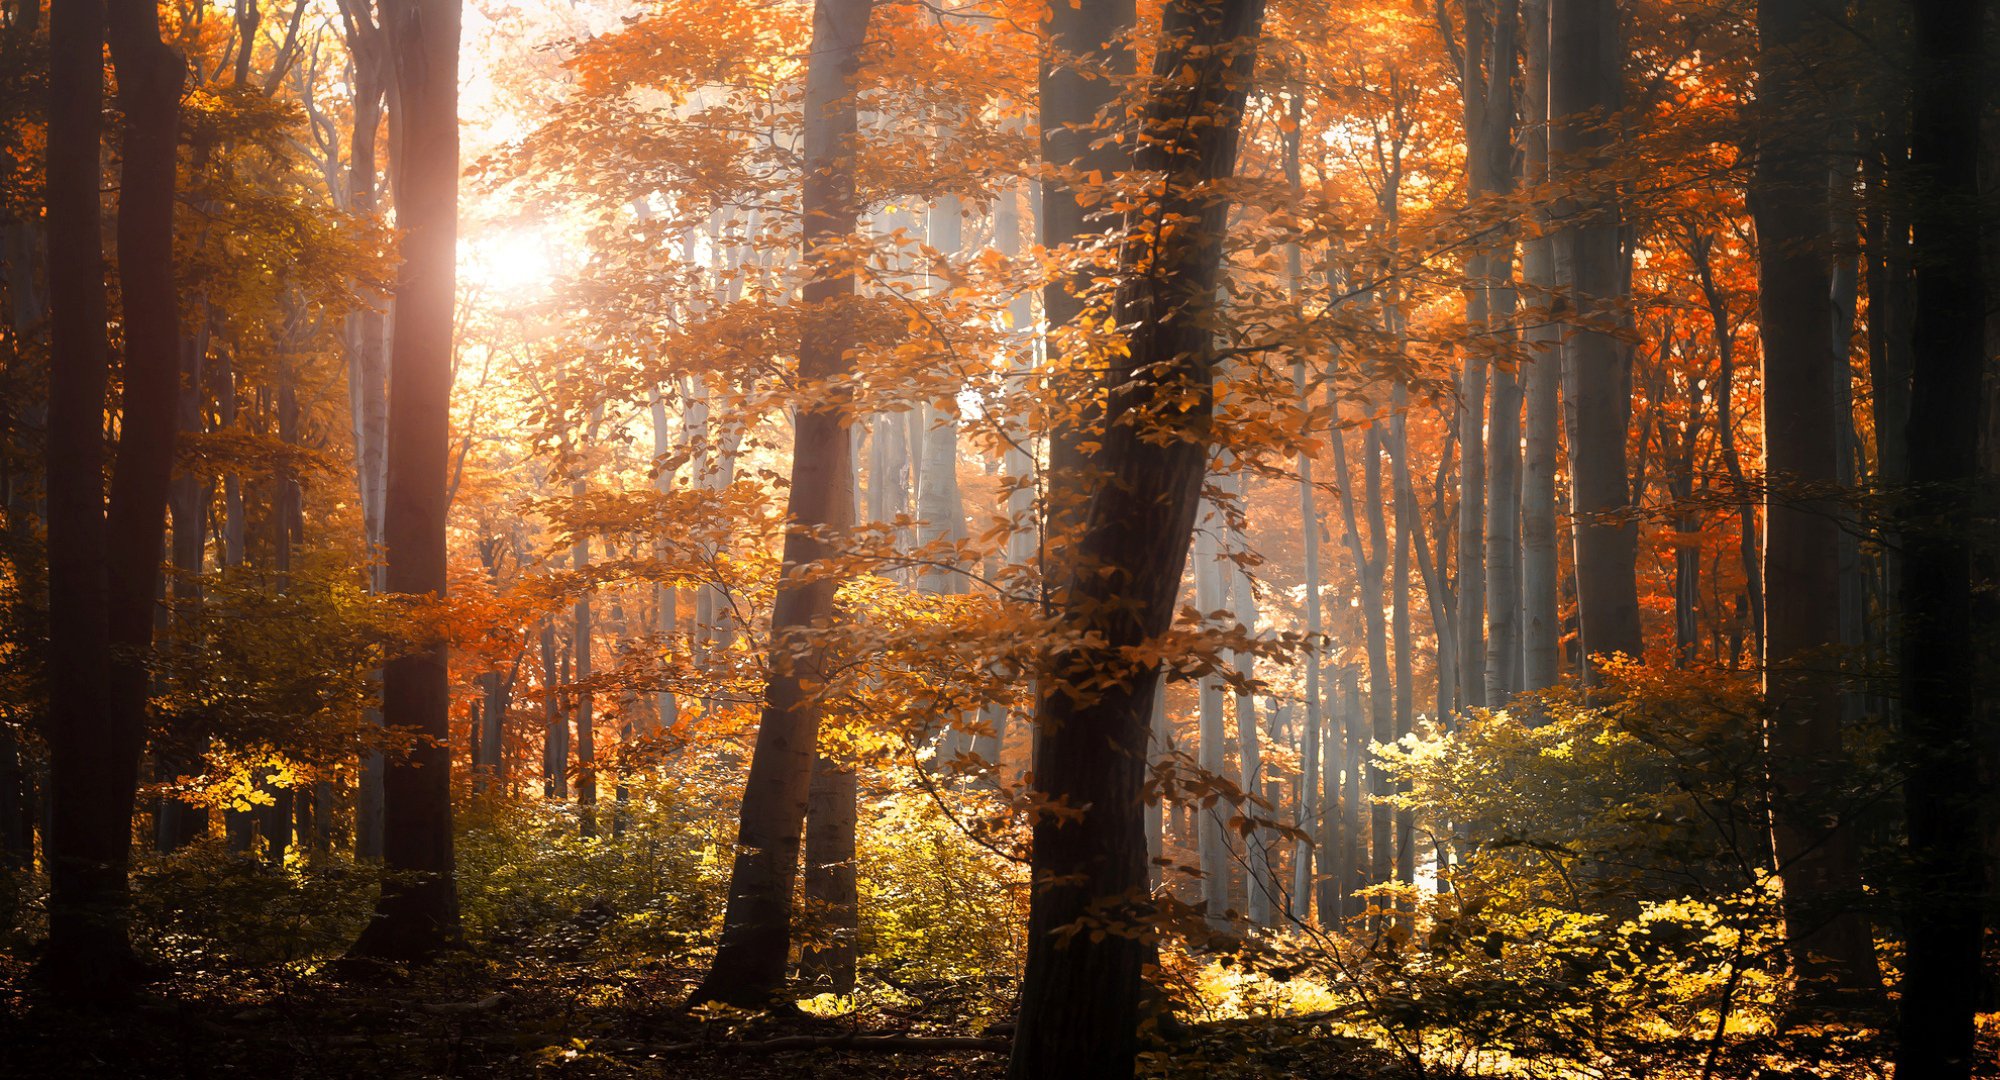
[0,0,1994,1074]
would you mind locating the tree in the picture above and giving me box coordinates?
[1893,0,1988,1067]
[41,0,185,1001]
[690,0,874,1006]
[348,0,463,962]
[1549,0,1642,669]
[1749,0,1876,991]
[1010,0,1264,1072]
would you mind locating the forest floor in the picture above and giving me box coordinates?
[0,954,1402,1079]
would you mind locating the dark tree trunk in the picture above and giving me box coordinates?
[41,0,185,1003]
[690,0,871,1006]
[42,0,117,994]
[347,0,462,963]
[1009,0,1263,1073]
[1750,0,1878,992]
[1549,0,1643,669]
[1893,0,1988,1068]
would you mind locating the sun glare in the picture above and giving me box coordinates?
[461,227,558,303]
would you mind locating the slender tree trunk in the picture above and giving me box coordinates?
[1292,366,1321,920]
[573,488,596,835]
[691,0,871,1005]
[1195,488,1233,928]
[1520,0,1560,694]
[1339,665,1364,918]
[348,0,462,962]
[542,619,568,797]
[1010,1,1262,1072]
[1893,0,1988,1068]
[1333,417,1393,891]
[650,387,680,734]
[341,0,391,863]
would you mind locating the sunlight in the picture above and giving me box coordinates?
[460,227,558,305]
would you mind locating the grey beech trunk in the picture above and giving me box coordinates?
[1330,405,1392,891]
[1225,472,1274,926]
[1195,488,1232,928]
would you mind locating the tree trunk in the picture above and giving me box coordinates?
[42,0,186,1001]
[1194,487,1232,928]
[1893,0,1988,1068]
[341,0,391,863]
[1751,0,1878,992]
[1520,0,1560,695]
[1009,0,1262,1072]
[691,0,871,1006]
[1332,415,1393,890]
[542,620,568,797]
[347,0,462,963]
[573,486,596,835]
[1037,0,1136,561]
[1550,0,1642,670]
[1292,364,1322,920]
[799,755,858,993]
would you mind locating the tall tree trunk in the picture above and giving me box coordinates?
[1009,0,1262,1072]
[542,619,568,797]
[1227,484,1274,926]
[348,0,462,962]
[1338,665,1365,918]
[573,487,596,835]
[158,319,209,850]
[691,0,871,1005]
[1195,486,1233,928]
[1549,0,1642,670]
[1332,414,1393,891]
[1751,0,1878,991]
[1520,0,1560,693]
[42,0,118,992]
[1893,0,1988,1067]
[649,387,680,734]
[42,0,186,1001]
[341,0,391,863]
[1292,369,1321,920]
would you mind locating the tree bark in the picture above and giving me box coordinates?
[691,0,871,1006]
[1009,0,1262,1072]
[1549,0,1642,670]
[347,0,462,963]
[1751,0,1878,991]
[1893,0,1988,1068]
[799,755,858,993]
[1194,488,1232,928]
[42,0,185,1001]
[1520,0,1560,694]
